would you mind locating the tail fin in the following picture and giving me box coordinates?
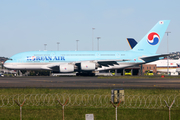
[132,20,170,54]
[127,38,138,49]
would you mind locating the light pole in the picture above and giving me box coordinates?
[97,37,101,51]
[165,31,171,75]
[76,40,79,51]
[57,42,60,51]
[92,28,95,51]
[44,44,47,51]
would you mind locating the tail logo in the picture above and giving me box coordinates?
[147,32,160,45]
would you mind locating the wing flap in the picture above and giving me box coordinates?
[96,59,130,67]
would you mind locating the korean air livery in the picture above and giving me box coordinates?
[4,20,170,76]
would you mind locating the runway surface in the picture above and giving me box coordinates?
[0,76,180,89]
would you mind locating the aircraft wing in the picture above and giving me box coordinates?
[41,66,52,70]
[95,59,130,67]
[139,54,171,63]
[47,59,131,69]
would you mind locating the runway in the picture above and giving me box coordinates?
[0,76,180,89]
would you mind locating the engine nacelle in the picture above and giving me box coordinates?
[60,65,74,72]
[81,62,96,71]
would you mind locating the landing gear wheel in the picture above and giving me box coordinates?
[76,73,80,76]
[90,73,95,76]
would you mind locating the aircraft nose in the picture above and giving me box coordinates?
[3,62,7,68]
[3,61,11,69]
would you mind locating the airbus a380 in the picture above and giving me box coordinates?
[4,20,170,76]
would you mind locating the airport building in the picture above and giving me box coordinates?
[147,59,180,74]
[141,64,157,74]
[120,58,180,76]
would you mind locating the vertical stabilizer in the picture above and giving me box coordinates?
[127,38,137,49]
[132,20,170,54]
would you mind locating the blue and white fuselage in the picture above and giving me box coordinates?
[4,20,170,74]
[4,50,151,70]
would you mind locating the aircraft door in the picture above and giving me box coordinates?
[116,53,120,58]
[96,53,100,58]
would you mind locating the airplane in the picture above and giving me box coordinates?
[126,38,178,73]
[4,20,170,76]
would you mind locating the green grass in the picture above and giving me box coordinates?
[1,88,180,95]
[0,108,180,120]
[0,88,180,120]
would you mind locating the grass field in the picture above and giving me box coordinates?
[1,88,180,95]
[0,88,180,120]
[1,108,180,120]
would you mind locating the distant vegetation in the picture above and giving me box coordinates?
[20,70,50,76]
[0,57,8,63]
[0,57,8,69]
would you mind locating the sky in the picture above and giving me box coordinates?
[0,0,179,57]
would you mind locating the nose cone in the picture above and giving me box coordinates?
[4,60,11,69]
[3,61,8,68]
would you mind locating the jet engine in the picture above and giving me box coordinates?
[59,64,74,72]
[81,62,96,71]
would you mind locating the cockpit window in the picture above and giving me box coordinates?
[8,58,13,60]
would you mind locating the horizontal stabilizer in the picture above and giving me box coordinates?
[140,54,171,63]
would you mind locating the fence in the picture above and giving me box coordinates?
[0,94,180,109]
